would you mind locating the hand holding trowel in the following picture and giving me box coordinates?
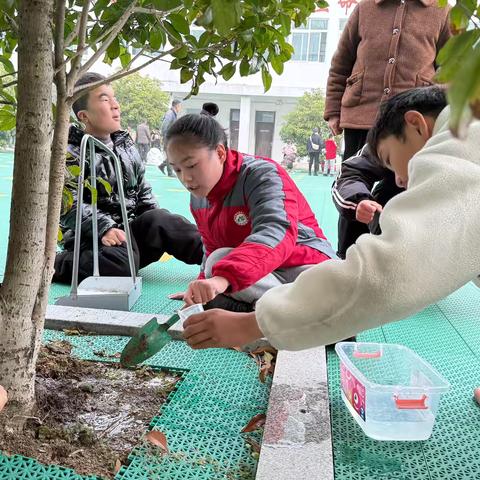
[120,304,204,367]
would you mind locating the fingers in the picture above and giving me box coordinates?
[184,280,218,305]
[168,292,186,300]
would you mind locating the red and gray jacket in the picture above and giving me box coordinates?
[191,150,337,293]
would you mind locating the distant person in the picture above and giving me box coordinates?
[53,73,203,284]
[151,129,161,149]
[201,102,219,117]
[127,124,136,143]
[323,0,451,258]
[323,134,337,176]
[136,119,150,163]
[306,128,324,176]
[282,141,297,171]
[159,99,182,176]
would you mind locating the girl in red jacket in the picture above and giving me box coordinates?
[165,111,337,312]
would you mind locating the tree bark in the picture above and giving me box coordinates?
[0,0,54,421]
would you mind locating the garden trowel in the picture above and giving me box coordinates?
[120,312,180,367]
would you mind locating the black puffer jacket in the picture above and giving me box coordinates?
[60,125,157,243]
[331,143,404,234]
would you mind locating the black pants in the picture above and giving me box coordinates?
[53,209,204,284]
[137,143,149,163]
[337,128,370,259]
[308,152,320,175]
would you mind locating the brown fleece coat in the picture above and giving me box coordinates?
[324,0,451,129]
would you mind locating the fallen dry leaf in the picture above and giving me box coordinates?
[145,430,169,453]
[249,346,278,357]
[0,385,8,412]
[114,459,122,474]
[241,413,266,433]
[258,351,275,383]
[245,437,261,454]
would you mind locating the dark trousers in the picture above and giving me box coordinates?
[137,143,149,163]
[308,152,320,175]
[53,209,204,284]
[337,128,370,259]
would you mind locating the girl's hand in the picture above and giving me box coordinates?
[184,276,230,306]
[183,310,263,349]
[168,292,185,300]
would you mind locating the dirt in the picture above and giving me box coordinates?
[0,340,180,479]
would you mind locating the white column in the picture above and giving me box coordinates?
[238,96,251,153]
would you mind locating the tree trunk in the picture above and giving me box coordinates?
[0,0,54,422]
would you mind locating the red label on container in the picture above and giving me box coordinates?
[340,362,366,421]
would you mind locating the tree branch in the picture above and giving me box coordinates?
[133,6,182,15]
[2,80,18,89]
[54,0,67,98]
[79,1,139,76]
[4,13,18,35]
[71,45,181,103]
[64,19,81,48]
[0,71,17,80]
[66,0,91,91]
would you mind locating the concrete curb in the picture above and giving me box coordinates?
[255,347,334,480]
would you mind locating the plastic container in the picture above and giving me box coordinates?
[178,303,204,321]
[335,342,450,441]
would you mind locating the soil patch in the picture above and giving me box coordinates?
[0,340,180,479]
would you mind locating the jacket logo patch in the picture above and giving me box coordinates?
[234,211,249,226]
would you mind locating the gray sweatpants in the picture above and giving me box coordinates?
[204,247,313,304]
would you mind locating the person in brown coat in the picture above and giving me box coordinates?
[324,0,451,258]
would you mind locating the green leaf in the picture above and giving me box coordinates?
[0,108,15,131]
[438,0,448,6]
[212,0,242,35]
[448,42,480,135]
[261,67,272,92]
[195,6,213,28]
[57,228,63,243]
[180,67,194,83]
[85,180,98,205]
[168,13,190,35]
[153,0,182,10]
[119,51,131,68]
[220,62,236,80]
[97,177,112,195]
[279,13,292,35]
[449,4,469,31]
[150,30,164,50]
[62,187,74,214]
[436,30,480,83]
[171,44,189,58]
[0,56,14,74]
[106,37,120,60]
[163,20,182,43]
[67,165,81,177]
[270,55,284,75]
[239,57,250,76]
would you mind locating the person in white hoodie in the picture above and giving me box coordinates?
[182,86,480,351]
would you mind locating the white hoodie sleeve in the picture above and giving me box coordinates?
[256,110,480,350]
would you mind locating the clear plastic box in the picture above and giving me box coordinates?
[335,342,450,441]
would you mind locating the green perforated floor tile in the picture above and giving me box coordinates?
[12,331,270,480]
[328,284,480,480]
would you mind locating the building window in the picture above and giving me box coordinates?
[291,18,328,62]
[339,19,348,31]
[229,109,240,150]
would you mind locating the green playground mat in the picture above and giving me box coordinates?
[3,151,480,479]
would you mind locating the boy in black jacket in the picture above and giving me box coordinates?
[54,73,203,284]
[332,144,404,257]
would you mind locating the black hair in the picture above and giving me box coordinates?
[201,102,219,117]
[367,86,447,157]
[72,72,107,119]
[165,113,228,149]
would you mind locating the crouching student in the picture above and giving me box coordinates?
[182,86,480,350]
[165,111,337,312]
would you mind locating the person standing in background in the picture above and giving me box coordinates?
[306,128,323,176]
[323,134,337,176]
[136,119,150,163]
[323,0,451,258]
[159,99,182,176]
